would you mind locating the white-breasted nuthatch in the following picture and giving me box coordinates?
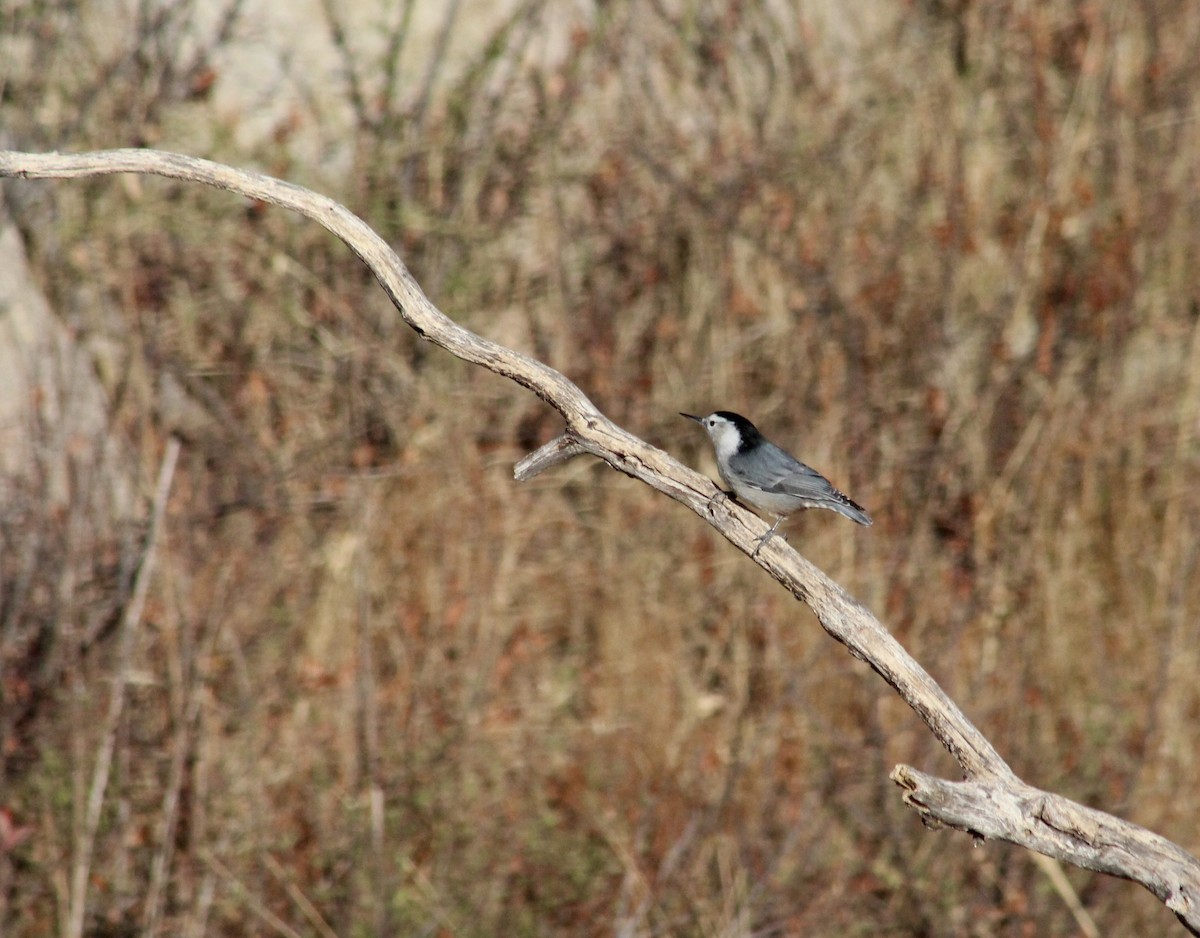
[681,411,871,551]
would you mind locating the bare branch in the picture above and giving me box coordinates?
[513,433,588,480]
[893,766,1200,930]
[3,148,1198,933]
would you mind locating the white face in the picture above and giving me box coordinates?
[700,414,742,461]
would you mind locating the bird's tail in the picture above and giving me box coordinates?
[832,493,872,526]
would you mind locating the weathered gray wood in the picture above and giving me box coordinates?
[3,147,1197,933]
[893,766,1199,930]
[513,433,588,480]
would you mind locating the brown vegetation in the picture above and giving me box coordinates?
[2,1,1200,935]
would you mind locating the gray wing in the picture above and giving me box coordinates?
[746,443,838,496]
[728,443,873,525]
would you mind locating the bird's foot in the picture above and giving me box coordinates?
[705,489,733,517]
[751,518,786,558]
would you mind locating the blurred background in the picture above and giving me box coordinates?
[2,0,1199,934]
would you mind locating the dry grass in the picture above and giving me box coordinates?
[3,0,1200,934]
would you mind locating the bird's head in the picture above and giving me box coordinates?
[681,411,762,459]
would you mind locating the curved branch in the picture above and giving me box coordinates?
[3,148,1197,933]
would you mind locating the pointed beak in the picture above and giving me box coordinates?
[680,412,702,423]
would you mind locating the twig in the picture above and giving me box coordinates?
[1032,854,1101,938]
[262,852,340,938]
[201,850,306,938]
[67,437,181,938]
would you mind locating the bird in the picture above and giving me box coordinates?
[681,411,871,553]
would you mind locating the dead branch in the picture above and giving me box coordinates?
[2,148,1197,933]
